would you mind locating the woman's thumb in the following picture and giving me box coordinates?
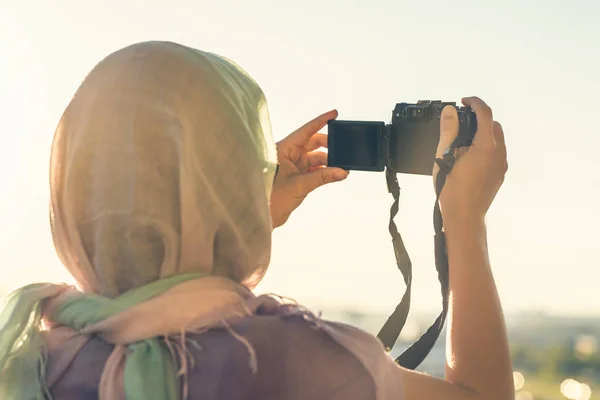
[436,105,459,159]
[296,167,349,196]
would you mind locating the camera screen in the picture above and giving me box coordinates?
[327,121,384,171]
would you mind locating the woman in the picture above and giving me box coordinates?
[0,41,513,399]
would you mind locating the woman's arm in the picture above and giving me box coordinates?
[401,219,512,400]
[443,218,513,398]
[402,97,513,400]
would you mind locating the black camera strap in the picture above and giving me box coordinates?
[376,148,456,369]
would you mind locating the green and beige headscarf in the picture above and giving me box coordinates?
[0,41,278,400]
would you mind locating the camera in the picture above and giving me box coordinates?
[327,100,478,175]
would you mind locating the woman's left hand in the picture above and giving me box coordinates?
[270,110,349,228]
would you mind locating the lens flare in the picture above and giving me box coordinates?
[560,379,592,400]
[513,371,525,391]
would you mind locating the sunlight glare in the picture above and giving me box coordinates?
[513,371,525,391]
[561,379,592,400]
[515,390,534,400]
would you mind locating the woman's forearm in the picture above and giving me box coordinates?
[443,217,513,399]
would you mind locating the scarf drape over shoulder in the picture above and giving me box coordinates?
[0,41,278,400]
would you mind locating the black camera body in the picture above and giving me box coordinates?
[327,100,477,175]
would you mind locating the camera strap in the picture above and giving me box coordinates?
[377,148,456,369]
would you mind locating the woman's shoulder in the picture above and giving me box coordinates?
[224,306,379,399]
[236,299,386,361]
[235,301,404,400]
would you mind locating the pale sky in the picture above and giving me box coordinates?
[1,0,599,317]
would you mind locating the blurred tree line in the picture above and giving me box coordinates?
[511,336,599,383]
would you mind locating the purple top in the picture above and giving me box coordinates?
[47,306,404,400]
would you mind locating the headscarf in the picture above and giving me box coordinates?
[0,41,278,400]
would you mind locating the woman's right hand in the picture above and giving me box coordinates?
[433,96,508,224]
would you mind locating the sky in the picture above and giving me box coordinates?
[0,0,599,317]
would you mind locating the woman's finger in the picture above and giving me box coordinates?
[305,133,328,152]
[493,121,508,172]
[286,110,338,146]
[493,121,506,157]
[307,151,328,168]
[436,106,460,159]
[433,106,459,188]
[462,96,495,150]
[293,166,349,197]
